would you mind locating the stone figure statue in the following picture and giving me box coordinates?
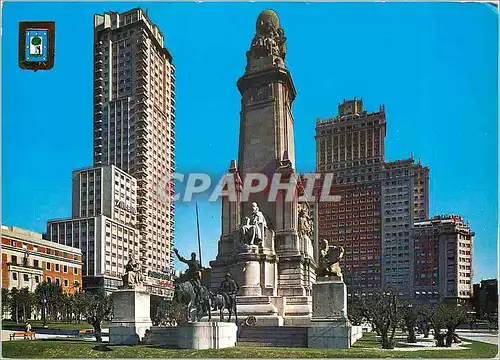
[122,256,143,288]
[240,202,267,245]
[276,28,287,57]
[173,248,203,305]
[23,251,30,267]
[298,205,314,243]
[317,239,344,278]
[249,10,287,60]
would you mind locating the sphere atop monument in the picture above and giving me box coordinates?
[256,9,280,32]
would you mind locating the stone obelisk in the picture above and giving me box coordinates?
[209,9,316,326]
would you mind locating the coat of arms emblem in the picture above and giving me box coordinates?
[19,22,55,71]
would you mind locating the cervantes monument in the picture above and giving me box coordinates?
[209,10,316,326]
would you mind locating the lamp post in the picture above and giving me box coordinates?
[42,298,47,328]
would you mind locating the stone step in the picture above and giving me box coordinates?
[237,326,307,347]
[237,341,304,347]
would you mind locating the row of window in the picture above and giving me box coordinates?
[10,255,79,274]
[318,158,381,168]
[11,272,79,288]
[7,240,79,260]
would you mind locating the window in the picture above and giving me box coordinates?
[63,279,69,287]
[23,274,29,282]
[55,278,60,285]
[46,262,51,270]
[34,260,39,268]
[35,275,40,283]
[73,267,78,275]
[74,280,80,288]
[63,265,68,273]
[12,272,18,280]
[55,264,60,272]
[11,255,18,264]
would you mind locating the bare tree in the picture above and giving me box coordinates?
[347,296,365,326]
[421,301,469,347]
[84,292,113,342]
[353,292,403,349]
[401,301,418,343]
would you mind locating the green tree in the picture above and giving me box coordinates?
[150,295,166,326]
[31,36,41,46]
[165,300,188,326]
[34,281,62,324]
[2,288,11,319]
[73,291,89,323]
[18,287,35,321]
[83,292,113,342]
[10,288,20,323]
[61,293,77,323]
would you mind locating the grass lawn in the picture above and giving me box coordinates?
[1,320,103,331]
[2,333,498,358]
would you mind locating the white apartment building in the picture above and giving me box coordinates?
[380,158,429,295]
[48,165,141,291]
[48,164,173,295]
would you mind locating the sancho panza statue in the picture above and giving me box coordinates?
[316,239,345,278]
[240,202,268,246]
[122,256,143,289]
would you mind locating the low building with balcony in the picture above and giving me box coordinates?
[1,225,83,293]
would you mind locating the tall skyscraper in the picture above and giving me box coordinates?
[315,98,386,293]
[93,8,176,275]
[380,158,429,296]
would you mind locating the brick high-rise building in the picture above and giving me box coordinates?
[93,8,176,275]
[381,158,429,296]
[412,214,474,304]
[315,98,386,292]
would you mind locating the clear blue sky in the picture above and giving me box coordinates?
[2,2,498,282]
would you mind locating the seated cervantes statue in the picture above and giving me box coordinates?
[240,202,268,246]
[316,239,345,278]
[122,256,143,289]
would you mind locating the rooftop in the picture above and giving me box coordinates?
[1,225,82,254]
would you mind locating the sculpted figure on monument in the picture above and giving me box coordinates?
[212,273,239,322]
[173,248,203,304]
[122,256,143,288]
[317,239,345,278]
[249,10,287,59]
[298,204,314,243]
[240,202,267,246]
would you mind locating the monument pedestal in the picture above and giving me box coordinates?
[307,277,362,349]
[143,322,237,350]
[109,288,152,345]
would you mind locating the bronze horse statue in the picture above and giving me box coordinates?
[173,280,212,323]
[209,291,238,323]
